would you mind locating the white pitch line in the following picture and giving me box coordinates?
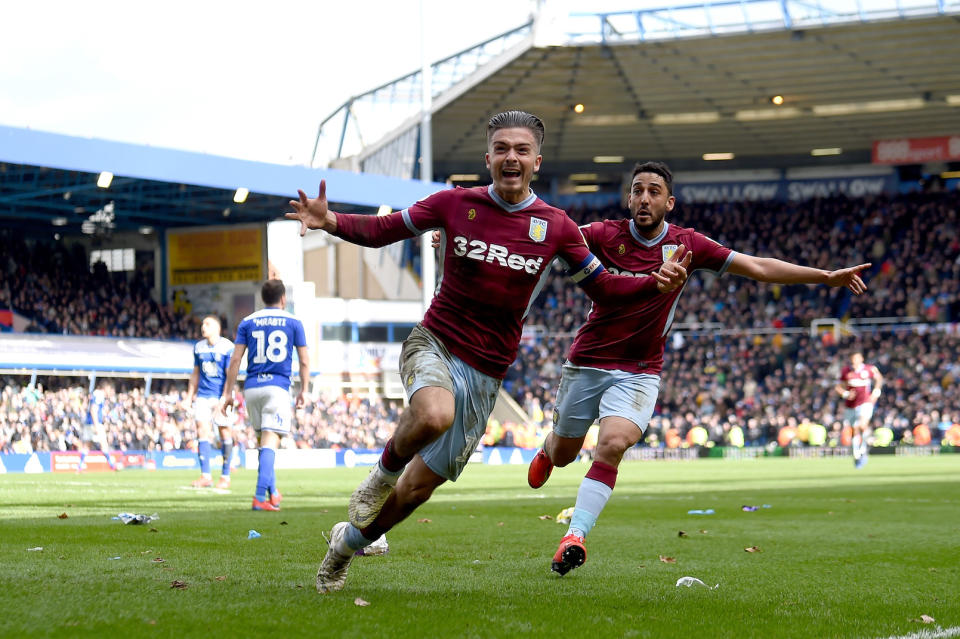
[879,626,960,639]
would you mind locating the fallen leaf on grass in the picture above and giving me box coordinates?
[912,615,935,624]
[678,531,688,538]
[319,509,328,514]
[214,576,226,581]
[58,513,68,519]
[280,521,288,526]
[538,515,552,520]
[659,555,676,563]
[170,580,188,590]
[149,528,158,533]
[744,546,762,553]
[417,518,432,524]
[928,567,938,573]
[699,530,708,534]
[151,557,165,563]
[354,598,370,607]
[497,522,504,527]
[147,620,156,625]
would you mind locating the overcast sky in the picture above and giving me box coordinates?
[1,0,540,165]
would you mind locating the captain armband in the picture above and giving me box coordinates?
[567,254,605,285]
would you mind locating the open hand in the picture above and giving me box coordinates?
[285,180,334,237]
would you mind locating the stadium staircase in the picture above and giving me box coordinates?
[491,388,532,428]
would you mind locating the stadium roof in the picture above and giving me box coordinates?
[314,0,960,179]
[0,125,446,235]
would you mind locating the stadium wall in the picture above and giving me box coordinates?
[4,446,953,473]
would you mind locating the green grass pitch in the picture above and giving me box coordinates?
[2,455,958,638]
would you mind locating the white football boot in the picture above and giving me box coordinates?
[316,522,355,593]
[348,465,397,528]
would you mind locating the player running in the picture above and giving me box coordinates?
[185,315,235,489]
[835,351,883,469]
[527,161,872,576]
[285,111,691,594]
[220,279,310,511]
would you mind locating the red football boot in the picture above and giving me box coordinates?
[551,534,586,576]
[527,449,554,489]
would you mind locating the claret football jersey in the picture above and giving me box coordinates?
[335,185,631,379]
[568,219,735,375]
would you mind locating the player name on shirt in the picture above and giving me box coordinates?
[251,317,289,327]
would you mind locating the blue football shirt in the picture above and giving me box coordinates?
[235,308,306,390]
[193,336,234,398]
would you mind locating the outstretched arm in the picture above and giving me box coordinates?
[286,180,414,248]
[576,244,692,304]
[727,253,870,295]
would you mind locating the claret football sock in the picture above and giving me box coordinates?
[379,438,411,477]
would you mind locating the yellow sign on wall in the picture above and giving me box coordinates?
[167,226,264,286]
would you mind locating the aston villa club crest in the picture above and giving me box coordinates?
[529,217,548,242]
[467,208,477,220]
[662,244,679,262]
[617,243,626,255]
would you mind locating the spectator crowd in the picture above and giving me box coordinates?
[1,189,959,455]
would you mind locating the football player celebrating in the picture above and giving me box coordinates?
[527,161,872,576]
[286,111,691,594]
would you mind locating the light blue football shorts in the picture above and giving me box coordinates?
[844,402,875,426]
[400,324,501,482]
[243,386,293,435]
[552,362,661,438]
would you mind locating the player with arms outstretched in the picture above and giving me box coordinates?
[835,351,882,468]
[527,161,872,576]
[220,279,309,511]
[286,112,691,594]
[185,315,235,489]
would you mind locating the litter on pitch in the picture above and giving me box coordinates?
[113,513,159,525]
[555,506,575,524]
[26,546,43,552]
[676,576,719,589]
[687,509,715,515]
[247,530,261,539]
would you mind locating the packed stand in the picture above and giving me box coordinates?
[0,378,400,455]
[0,234,193,339]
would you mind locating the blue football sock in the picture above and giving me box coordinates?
[198,440,212,476]
[568,477,613,539]
[221,439,233,476]
[256,448,276,501]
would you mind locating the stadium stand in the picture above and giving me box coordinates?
[2,189,958,457]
